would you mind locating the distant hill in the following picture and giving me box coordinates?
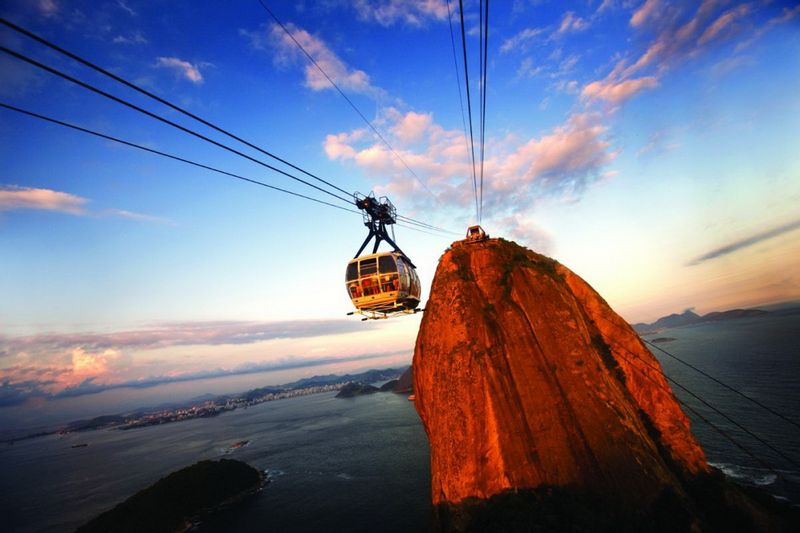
[336,382,380,398]
[633,308,770,333]
[284,367,407,389]
[76,459,263,533]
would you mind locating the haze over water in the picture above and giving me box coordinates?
[1,313,798,532]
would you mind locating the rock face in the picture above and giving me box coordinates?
[412,238,791,531]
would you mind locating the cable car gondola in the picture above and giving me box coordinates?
[346,193,422,320]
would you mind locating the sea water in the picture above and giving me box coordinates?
[1,313,798,532]
[0,392,431,533]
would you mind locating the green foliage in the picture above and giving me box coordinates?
[76,459,262,533]
[591,334,627,385]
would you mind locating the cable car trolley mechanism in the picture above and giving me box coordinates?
[346,193,422,321]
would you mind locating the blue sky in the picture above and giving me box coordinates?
[1,0,799,425]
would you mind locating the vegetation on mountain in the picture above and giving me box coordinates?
[76,459,263,533]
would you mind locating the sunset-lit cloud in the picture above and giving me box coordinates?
[155,56,205,84]
[0,185,167,222]
[558,12,589,34]
[687,219,800,266]
[0,185,87,214]
[0,319,367,358]
[581,76,659,105]
[323,108,616,223]
[0,349,406,406]
[0,319,393,405]
[583,0,771,107]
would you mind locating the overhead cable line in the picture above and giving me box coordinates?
[2,101,459,243]
[446,0,479,223]
[479,0,489,224]
[257,0,437,200]
[611,344,784,476]
[0,16,352,199]
[0,102,359,214]
[0,45,354,205]
[619,340,799,469]
[457,0,479,222]
[1,18,456,237]
[397,215,460,235]
[643,338,800,432]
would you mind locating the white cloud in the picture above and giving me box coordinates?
[697,4,752,46]
[37,0,59,17]
[112,32,148,45]
[630,0,661,28]
[244,22,380,97]
[323,109,616,217]
[500,27,545,53]
[584,0,763,107]
[116,0,136,17]
[582,76,659,104]
[558,12,589,34]
[516,57,543,79]
[352,0,449,26]
[155,57,204,84]
[0,186,87,214]
[0,185,169,223]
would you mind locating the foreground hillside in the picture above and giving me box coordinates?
[76,459,264,533]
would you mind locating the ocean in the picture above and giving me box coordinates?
[1,313,798,532]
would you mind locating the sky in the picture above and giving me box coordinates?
[1,0,799,428]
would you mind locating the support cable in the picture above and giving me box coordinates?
[611,345,783,476]
[642,338,800,433]
[618,341,799,469]
[457,0,479,213]
[0,16,352,198]
[1,103,458,237]
[0,19,458,237]
[397,215,460,235]
[257,0,436,199]
[0,102,358,214]
[479,0,489,224]
[446,0,478,222]
[0,45,353,205]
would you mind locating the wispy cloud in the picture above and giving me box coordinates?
[116,0,136,17]
[112,32,147,45]
[36,0,59,18]
[351,0,448,26]
[630,0,661,28]
[687,219,800,266]
[0,185,168,222]
[0,319,367,358]
[0,185,87,214]
[324,108,616,216]
[0,319,382,404]
[582,76,659,105]
[500,27,546,53]
[155,57,205,84]
[0,349,406,406]
[582,1,771,106]
[241,22,381,97]
[558,11,589,34]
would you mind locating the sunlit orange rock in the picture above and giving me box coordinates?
[412,238,792,531]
